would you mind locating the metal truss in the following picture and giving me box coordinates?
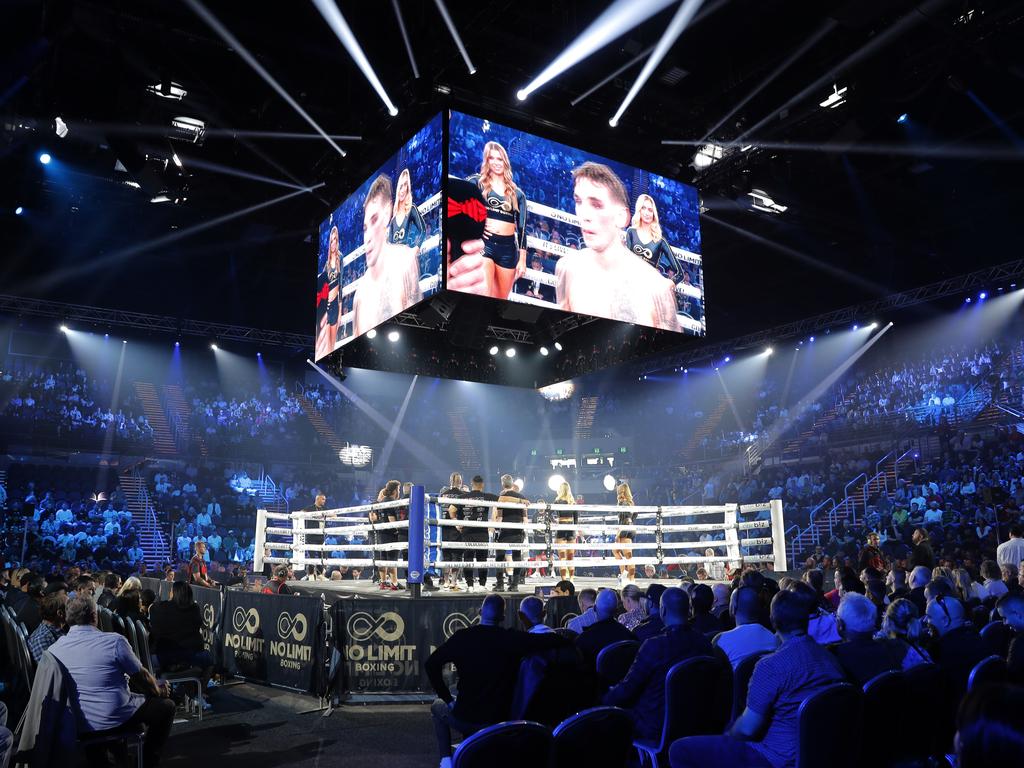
[636,258,1024,374]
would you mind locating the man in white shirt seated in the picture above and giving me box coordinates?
[47,595,175,767]
[713,586,778,669]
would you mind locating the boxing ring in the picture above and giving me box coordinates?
[251,488,786,697]
[253,488,787,591]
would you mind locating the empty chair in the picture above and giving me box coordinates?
[135,620,205,720]
[596,640,640,686]
[451,721,550,768]
[551,706,633,768]
[862,670,916,767]
[979,621,1012,658]
[730,650,770,724]
[968,655,1007,692]
[903,662,953,759]
[796,682,861,768]
[634,656,728,768]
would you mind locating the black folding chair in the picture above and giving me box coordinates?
[135,620,205,721]
[862,670,917,767]
[730,650,771,723]
[596,640,640,686]
[551,706,633,768]
[968,654,1007,692]
[979,621,1012,658]
[451,720,550,768]
[903,662,953,759]
[796,682,861,768]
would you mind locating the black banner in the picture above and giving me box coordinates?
[138,576,170,600]
[222,591,323,693]
[191,585,222,658]
[333,595,527,694]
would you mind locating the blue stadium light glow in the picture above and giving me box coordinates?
[897,113,909,124]
[809,336,815,342]
[38,152,52,165]
[979,292,987,300]
[175,341,180,347]
[965,297,972,304]
[15,206,23,215]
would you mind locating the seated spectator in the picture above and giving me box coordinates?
[955,683,1024,768]
[711,582,732,621]
[97,573,121,609]
[574,589,635,670]
[713,586,779,670]
[1003,563,1021,594]
[669,589,846,768]
[908,565,932,615]
[47,595,176,768]
[604,588,714,741]
[996,593,1024,685]
[148,581,214,690]
[830,593,908,685]
[517,596,552,634]
[788,580,841,644]
[26,591,67,662]
[876,598,931,670]
[690,584,723,635]
[261,565,294,595]
[618,584,646,631]
[140,589,157,618]
[0,702,11,768]
[15,575,47,633]
[425,595,566,761]
[926,595,991,697]
[566,588,598,635]
[634,583,667,641]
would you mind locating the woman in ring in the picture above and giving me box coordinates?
[467,141,527,300]
[552,481,578,581]
[626,194,683,278]
[316,225,341,357]
[614,482,637,585]
[387,168,427,257]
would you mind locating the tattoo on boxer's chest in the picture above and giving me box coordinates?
[610,284,639,323]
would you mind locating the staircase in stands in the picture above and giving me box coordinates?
[787,446,918,563]
[574,396,599,439]
[780,396,851,460]
[682,394,734,461]
[972,340,1024,427]
[299,394,347,453]
[121,466,170,569]
[162,384,207,457]
[448,408,480,471]
[132,382,177,457]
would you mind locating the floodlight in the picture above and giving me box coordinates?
[38,152,52,165]
[547,474,566,492]
[210,343,218,350]
[603,474,616,491]
[54,117,69,138]
[540,346,549,356]
[514,478,524,492]
[505,347,516,358]
[897,113,909,124]
[489,346,499,355]
[554,342,563,351]
[366,329,377,339]
[387,330,400,342]
[59,324,68,332]
[15,206,24,215]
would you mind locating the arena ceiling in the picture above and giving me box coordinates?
[1,0,1022,356]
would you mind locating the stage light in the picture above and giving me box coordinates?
[539,346,549,356]
[122,339,127,344]
[547,474,566,492]
[724,356,731,363]
[433,0,476,75]
[603,474,616,492]
[38,152,52,165]
[54,117,69,138]
[366,329,377,339]
[15,206,23,215]
[683,368,688,373]
[765,347,774,355]
[887,322,894,327]
[175,341,180,347]
[505,347,516,358]
[691,142,724,170]
[869,322,878,329]
[489,345,499,355]
[819,83,848,109]
[514,478,525,492]
[59,324,68,332]
[853,324,859,330]
[104,334,109,339]
[554,341,563,351]
[146,81,187,100]
[516,0,677,101]
[171,153,183,168]
[748,189,788,214]
[979,292,987,300]
[965,297,972,304]
[311,0,401,117]
[897,113,909,124]
[809,336,815,342]
[210,343,219,350]
[387,330,400,342]
[256,352,262,358]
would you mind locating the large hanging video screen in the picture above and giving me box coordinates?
[314,114,443,361]
[445,111,704,335]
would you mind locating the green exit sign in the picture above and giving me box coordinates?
[556,449,564,455]
[619,447,628,454]
[593,448,601,454]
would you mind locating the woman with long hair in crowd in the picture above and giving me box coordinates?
[876,598,932,669]
[468,141,527,300]
[614,482,637,585]
[388,169,427,259]
[626,193,681,278]
[552,481,578,580]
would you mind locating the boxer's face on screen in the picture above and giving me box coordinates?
[363,196,390,267]
[574,177,627,254]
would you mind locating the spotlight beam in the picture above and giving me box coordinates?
[183,0,347,156]
[516,0,678,101]
[310,0,400,116]
[204,128,362,141]
[662,137,1024,162]
[609,0,706,127]
[703,213,889,296]
[176,155,313,191]
[374,375,418,481]
[697,19,836,143]
[23,184,323,293]
[432,0,476,75]
[734,0,949,143]
[392,0,421,79]
[570,45,654,107]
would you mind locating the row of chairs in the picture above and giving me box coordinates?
[0,605,34,711]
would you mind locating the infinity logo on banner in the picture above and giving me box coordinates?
[203,604,215,629]
[347,611,405,642]
[442,612,480,640]
[277,612,308,642]
[232,606,260,634]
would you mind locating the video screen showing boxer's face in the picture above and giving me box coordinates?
[445,111,704,336]
[314,114,443,361]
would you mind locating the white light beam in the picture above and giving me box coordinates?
[432,0,476,75]
[609,0,705,127]
[392,0,421,79]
